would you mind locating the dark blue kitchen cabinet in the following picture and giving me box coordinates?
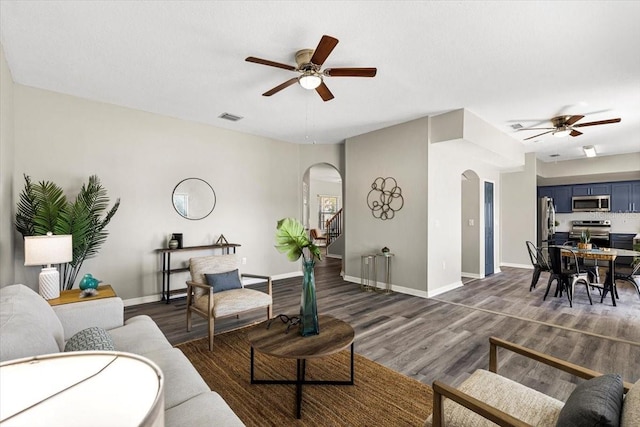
[537,185,572,213]
[572,183,611,196]
[611,181,640,213]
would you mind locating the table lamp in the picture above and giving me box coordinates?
[24,232,73,300]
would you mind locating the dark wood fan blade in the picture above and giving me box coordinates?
[573,118,621,128]
[324,68,377,77]
[524,130,553,141]
[310,35,339,66]
[570,129,583,137]
[566,115,585,126]
[246,56,296,71]
[262,78,298,96]
[315,82,334,102]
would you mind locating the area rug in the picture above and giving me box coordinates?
[176,326,433,426]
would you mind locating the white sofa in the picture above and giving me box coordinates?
[0,284,244,426]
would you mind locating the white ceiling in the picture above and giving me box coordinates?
[1,1,639,163]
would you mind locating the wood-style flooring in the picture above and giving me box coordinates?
[125,257,640,402]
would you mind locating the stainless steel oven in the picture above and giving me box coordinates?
[571,195,610,212]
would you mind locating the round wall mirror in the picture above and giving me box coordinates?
[172,178,216,220]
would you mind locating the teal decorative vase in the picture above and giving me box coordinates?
[79,274,100,290]
[300,259,320,336]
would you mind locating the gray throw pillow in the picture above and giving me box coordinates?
[64,326,115,352]
[556,373,624,427]
[205,269,242,293]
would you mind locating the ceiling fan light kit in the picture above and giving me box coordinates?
[552,126,572,138]
[298,71,322,90]
[245,35,377,101]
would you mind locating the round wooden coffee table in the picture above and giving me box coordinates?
[247,314,355,419]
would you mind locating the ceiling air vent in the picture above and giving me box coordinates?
[218,113,243,122]
[510,123,523,130]
[549,154,560,158]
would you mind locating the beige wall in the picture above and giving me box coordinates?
[0,44,15,287]
[344,117,429,293]
[500,152,538,269]
[11,85,305,301]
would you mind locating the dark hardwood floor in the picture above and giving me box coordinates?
[125,257,640,402]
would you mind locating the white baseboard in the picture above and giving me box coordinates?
[461,272,483,279]
[427,280,463,298]
[501,262,532,270]
[326,254,342,259]
[272,271,302,280]
[343,275,428,298]
[124,294,162,307]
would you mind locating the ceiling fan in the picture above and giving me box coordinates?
[245,35,377,102]
[519,115,621,141]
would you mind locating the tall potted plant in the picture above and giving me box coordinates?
[275,218,322,336]
[15,174,120,290]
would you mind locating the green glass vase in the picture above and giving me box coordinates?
[300,259,320,336]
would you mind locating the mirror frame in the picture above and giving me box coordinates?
[172,178,216,220]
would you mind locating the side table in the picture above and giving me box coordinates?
[375,253,394,294]
[360,254,377,291]
[47,285,117,306]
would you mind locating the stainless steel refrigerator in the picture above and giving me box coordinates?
[537,197,556,247]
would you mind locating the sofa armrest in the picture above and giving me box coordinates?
[53,297,125,341]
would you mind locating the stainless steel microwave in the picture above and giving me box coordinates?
[572,195,611,212]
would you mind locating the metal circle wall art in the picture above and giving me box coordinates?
[366,177,404,220]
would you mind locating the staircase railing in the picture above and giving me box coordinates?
[325,208,343,247]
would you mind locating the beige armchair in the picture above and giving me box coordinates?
[186,254,272,350]
[427,337,637,427]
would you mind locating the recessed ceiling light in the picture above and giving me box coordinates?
[218,113,243,122]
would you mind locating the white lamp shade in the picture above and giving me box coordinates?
[24,234,73,266]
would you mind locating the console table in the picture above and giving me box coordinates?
[157,243,240,303]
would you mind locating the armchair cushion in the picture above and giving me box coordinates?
[425,369,563,427]
[205,270,242,293]
[190,254,239,298]
[556,374,623,427]
[193,288,272,318]
[621,379,640,427]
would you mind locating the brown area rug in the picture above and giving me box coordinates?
[176,326,433,426]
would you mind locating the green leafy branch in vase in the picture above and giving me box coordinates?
[274,218,322,263]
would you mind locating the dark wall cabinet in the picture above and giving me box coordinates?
[537,185,572,213]
[551,232,569,245]
[538,180,640,213]
[572,183,611,197]
[611,181,640,213]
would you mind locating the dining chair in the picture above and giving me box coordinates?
[526,241,551,291]
[614,259,640,300]
[544,246,592,307]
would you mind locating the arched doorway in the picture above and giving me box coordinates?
[302,163,343,260]
[461,170,481,279]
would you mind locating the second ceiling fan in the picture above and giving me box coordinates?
[245,35,377,101]
[520,114,621,141]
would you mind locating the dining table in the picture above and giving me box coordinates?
[560,245,640,307]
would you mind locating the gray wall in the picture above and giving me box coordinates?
[500,152,538,268]
[344,117,429,293]
[0,45,15,286]
[461,171,480,276]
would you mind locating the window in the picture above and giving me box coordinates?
[318,195,339,229]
